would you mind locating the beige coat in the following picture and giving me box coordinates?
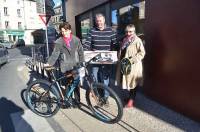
[116,36,145,90]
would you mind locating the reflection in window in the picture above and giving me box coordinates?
[81,19,90,43]
[111,1,145,42]
[111,10,118,32]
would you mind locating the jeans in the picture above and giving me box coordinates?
[92,65,110,98]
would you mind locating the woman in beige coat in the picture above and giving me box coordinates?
[118,24,145,108]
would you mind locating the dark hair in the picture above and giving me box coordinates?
[59,22,71,30]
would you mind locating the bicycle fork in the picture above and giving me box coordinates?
[85,75,100,104]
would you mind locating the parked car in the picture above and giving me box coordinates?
[0,40,13,49]
[14,39,25,47]
[0,44,8,65]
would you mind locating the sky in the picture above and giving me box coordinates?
[53,0,61,7]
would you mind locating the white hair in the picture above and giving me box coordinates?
[126,24,136,33]
[95,13,105,20]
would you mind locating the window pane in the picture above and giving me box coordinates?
[81,18,90,43]
[111,1,145,42]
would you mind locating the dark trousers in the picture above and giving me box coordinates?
[60,70,81,102]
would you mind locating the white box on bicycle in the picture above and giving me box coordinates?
[84,51,118,64]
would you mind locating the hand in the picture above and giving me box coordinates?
[77,61,86,68]
[130,56,137,64]
[43,63,51,67]
[81,61,86,67]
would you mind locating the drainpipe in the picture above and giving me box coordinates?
[61,0,66,22]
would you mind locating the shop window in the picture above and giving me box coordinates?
[13,36,16,42]
[81,18,90,44]
[8,35,12,42]
[111,1,145,42]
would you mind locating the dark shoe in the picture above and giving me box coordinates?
[73,100,81,108]
[104,99,109,107]
[60,100,71,109]
[123,98,129,103]
[97,97,109,107]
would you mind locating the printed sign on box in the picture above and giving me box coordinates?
[84,51,118,64]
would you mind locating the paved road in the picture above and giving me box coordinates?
[0,47,200,132]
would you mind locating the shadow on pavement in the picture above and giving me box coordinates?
[0,97,33,132]
[78,101,139,132]
[23,67,140,131]
[20,89,30,109]
[111,84,200,131]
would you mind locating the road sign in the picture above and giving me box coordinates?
[39,14,51,26]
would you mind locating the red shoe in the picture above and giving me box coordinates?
[125,99,134,108]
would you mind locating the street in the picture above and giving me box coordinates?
[0,47,200,132]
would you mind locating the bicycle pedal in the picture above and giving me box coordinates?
[72,101,81,108]
[59,100,71,109]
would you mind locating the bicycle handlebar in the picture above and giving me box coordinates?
[43,53,101,71]
[75,53,101,69]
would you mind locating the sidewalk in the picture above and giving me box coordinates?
[20,65,200,132]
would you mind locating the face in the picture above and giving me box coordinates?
[96,16,105,30]
[61,28,71,37]
[126,27,135,37]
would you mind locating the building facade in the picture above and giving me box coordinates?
[0,0,55,45]
[52,4,63,32]
[65,0,200,122]
[0,0,25,41]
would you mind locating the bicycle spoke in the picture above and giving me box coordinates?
[26,80,60,117]
[86,83,123,123]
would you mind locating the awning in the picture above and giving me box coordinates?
[4,30,24,36]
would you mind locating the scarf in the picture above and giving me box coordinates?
[63,34,72,48]
[121,35,135,50]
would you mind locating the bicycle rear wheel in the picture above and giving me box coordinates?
[86,83,123,123]
[26,79,60,117]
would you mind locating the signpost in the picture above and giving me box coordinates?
[39,14,51,58]
[39,0,51,58]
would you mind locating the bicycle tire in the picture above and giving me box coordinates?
[26,79,60,117]
[86,83,123,123]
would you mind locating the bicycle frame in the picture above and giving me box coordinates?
[44,53,102,105]
[47,69,70,101]
[27,52,123,123]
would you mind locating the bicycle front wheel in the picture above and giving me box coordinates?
[26,79,60,117]
[86,83,123,124]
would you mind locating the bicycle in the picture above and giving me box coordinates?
[26,54,123,124]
